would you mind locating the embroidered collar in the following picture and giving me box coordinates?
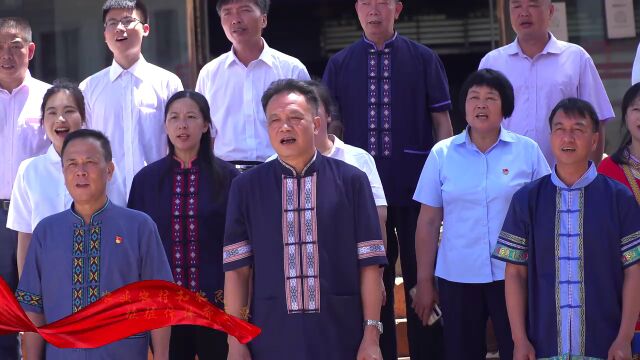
[278,151,319,177]
[551,162,597,189]
[172,155,197,169]
[506,32,564,57]
[224,38,275,69]
[70,198,111,226]
[109,55,148,82]
[362,31,398,51]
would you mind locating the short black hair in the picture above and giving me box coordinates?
[40,79,86,126]
[611,83,640,165]
[304,80,339,122]
[548,98,600,133]
[459,69,515,120]
[261,79,320,116]
[216,0,270,15]
[61,129,113,163]
[0,17,32,42]
[102,0,148,24]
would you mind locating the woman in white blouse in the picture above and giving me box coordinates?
[7,80,125,276]
[411,69,550,360]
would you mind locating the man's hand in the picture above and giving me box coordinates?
[411,280,438,326]
[357,328,382,360]
[607,336,632,360]
[513,338,536,360]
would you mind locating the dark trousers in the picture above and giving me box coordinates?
[438,278,514,360]
[380,205,444,360]
[0,207,19,360]
[169,324,228,360]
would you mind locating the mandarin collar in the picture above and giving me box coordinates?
[277,151,319,177]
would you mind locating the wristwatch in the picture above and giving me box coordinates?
[363,319,383,334]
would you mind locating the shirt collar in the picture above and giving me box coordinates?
[46,144,61,163]
[551,162,598,189]
[507,32,564,57]
[362,31,398,51]
[70,198,111,226]
[277,151,319,177]
[323,134,344,157]
[0,70,33,95]
[109,55,148,82]
[452,125,516,146]
[224,38,274,69]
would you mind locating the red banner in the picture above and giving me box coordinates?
[0,278,260,348]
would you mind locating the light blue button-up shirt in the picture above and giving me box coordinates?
[414,127,550,283]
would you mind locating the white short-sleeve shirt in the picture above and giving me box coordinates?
[413,127,550,283]
[479,34,614,165]
[0,72,51,199]
[195,40,310,162]
[7,145,127,233]
[79,56,183,196]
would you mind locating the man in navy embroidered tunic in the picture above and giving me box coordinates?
[16,129,173,360]
[493,99,640,360]
[223,79,387,360]
[322,2,453,358]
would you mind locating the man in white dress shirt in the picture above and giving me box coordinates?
[0,16,50,360]
[195,0,309,170]
[80,0,183,195]
[479,0,614,166]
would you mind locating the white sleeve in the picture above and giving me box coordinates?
[358,154,387,207]
[632,42,640,85]
[7,161,34,233]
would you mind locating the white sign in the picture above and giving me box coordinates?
[550,2,569,41]
[605,0,636,39]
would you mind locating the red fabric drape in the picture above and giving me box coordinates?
[0,277,259,348]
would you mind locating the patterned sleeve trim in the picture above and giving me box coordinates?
[499,231,527,246]
[357,240,386,260]
[492,231,529,265]
[622,231,640,268]
[223,241,253,265]
[15,289,43,308]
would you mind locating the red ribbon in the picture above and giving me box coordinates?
[0,277,260,348]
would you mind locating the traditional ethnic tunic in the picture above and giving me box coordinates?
[323,33,451,206]
[16,200,173,360]
[128,155,239,306]
[222,153,387,359]
[493,164,640,359]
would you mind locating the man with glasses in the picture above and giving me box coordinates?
[0,16,50,360]
[80,0,183,196]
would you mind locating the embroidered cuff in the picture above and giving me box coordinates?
[16,289,43,312]
[622,231,640,268]
[223,241,253,270]
[492,243,528,265]
[357,240,385,259]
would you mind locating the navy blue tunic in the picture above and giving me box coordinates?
[323,34,452,205]
[223,154,387,359]
[128,155,238,307]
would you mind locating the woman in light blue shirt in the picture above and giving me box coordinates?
[411,69,550,360]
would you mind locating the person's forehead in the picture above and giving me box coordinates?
[552,111,589,126]
[105,7,137,19]
[221,0,259,10]
[63,138,103,157]
[0,31,26,42]
[268,92,309,110]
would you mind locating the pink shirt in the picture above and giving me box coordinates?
[479,34,614,165]
[0,72,50,199]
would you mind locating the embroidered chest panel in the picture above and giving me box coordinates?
[72,222,102,313]
[171,166,201,293]
[282,174,320,314]
[367,48,392,158]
